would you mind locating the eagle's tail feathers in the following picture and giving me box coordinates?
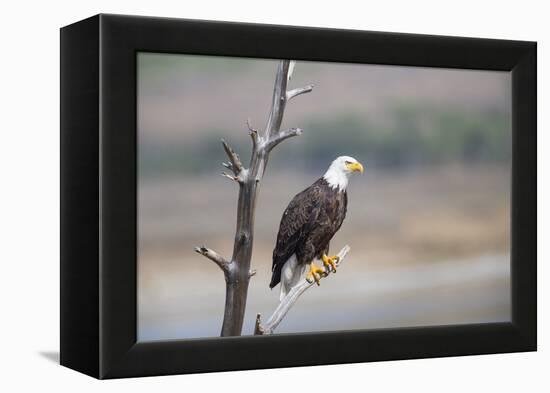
[279,255,306,301]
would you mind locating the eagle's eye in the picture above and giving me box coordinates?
[344,160,352,165]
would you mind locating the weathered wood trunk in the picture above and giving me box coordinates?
[221,155,261,336]
[196,60,313,336]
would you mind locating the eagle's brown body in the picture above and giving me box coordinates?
[270,177,348,289]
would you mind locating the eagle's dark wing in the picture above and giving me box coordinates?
[269,180,323,288]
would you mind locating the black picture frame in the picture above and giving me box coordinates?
[60,14,537,379]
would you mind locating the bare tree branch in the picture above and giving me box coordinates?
[194,246,232,275]
[254,245,351,335]
[222,162,233,171]
[247,119,259,152]
[221,172,240,183]
[221,139,243,176]
[287,60,296,81]
[195,60,313,336]
[286,84,314,101]
[264,61,291,139]
[266,128,303,152]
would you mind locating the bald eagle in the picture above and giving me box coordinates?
[269,156,364,300]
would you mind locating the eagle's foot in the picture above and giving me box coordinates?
[322,254,340,273]
[306,263,325,286]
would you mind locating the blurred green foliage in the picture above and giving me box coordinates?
[139,103,511,177]
[138,53,266,88]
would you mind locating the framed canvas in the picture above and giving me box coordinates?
[60,14,536,379]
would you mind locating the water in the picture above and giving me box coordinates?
[139,253,510,341]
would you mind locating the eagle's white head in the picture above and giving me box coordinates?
[323,156,364,191]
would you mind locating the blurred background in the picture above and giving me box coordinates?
[137,53,511,341]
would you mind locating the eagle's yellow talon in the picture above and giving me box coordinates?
[306,263,325,286]
[322,254,339,273]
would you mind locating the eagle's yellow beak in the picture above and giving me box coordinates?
[346,161,364,173]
